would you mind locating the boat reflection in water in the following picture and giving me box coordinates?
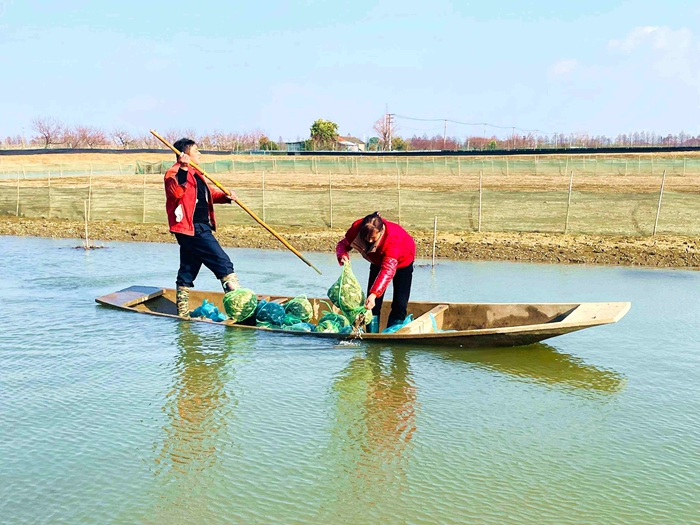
[434,343,626,395]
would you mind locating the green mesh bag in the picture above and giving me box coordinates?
[222,288,257,323]
[327,261,373,327]
[283,295,313,322]
[316,312,350,333]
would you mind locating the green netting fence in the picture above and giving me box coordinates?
[2,154,700,180]
[1,170,698,236]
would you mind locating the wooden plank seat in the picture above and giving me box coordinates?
[396,304,449,334]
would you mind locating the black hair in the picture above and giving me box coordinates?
[359,211,384,241]
[173,138,196,160]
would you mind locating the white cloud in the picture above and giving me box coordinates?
[549,59,578,77]
[609,26,693,53]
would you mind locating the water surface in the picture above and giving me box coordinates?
[1,236,698,524]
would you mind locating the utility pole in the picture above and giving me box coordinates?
[385,109,394,151]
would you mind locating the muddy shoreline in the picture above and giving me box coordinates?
[1,216,698,268]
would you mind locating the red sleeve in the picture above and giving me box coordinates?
[164,164,187,200]
[370,257,398,297]
[335,220,362,264]
[208,183,230,204]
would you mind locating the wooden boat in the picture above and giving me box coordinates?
[96,286,630,348]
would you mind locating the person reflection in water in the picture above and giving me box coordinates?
[326,348,417,511]
[155,323,235,479]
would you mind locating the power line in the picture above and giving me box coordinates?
[393,114,556,136]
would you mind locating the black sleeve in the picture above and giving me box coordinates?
[176,167,188,185]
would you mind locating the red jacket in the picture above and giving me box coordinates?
[336,219,415,297]
[164,163,230,235]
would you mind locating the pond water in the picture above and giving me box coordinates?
[1,236,698,524]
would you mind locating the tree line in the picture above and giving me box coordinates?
[3,116,700,152]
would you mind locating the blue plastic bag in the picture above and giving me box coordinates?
[381,315,413,334]
[191,299,228,323]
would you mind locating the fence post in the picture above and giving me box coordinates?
[565,171,574,234]
[651,157,654,176]
[638,155,641,174]
[329,171,333,229]
[118,160,123,175]
[60,162,63,177]
[397,168,402,225]
[683,157,686,176]
[142,173,147,223]
[355,157,359,177]
[506,157,509,176]
[564,156,569,177]
[625,159,628,176]
[16,172,20,216]
[262,170,266,223]
[48,170,52,219]
[21,162,26,179]
[458,157,461,177]
[432,216,438,268]
[88,174,92,221]
[653,170,667,236]
[478,170,483,233]
[84,200,89,249]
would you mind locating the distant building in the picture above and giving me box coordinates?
[336,136,366,152]
[285,141,306,152]
[284,136,366,152]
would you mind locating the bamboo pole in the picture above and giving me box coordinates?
[150,129,322,274]
[565,171,574,234]
[478,170,483,233]
[432,216,438,268]
[653,170,667,236]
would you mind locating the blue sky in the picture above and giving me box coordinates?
[1,0,698,141]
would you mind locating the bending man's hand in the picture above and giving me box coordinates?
[225,191,238,203]
[340,254,350,265]
[365,293,376,311]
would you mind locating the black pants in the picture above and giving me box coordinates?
[174,223,234,288]
[368,263,413,328]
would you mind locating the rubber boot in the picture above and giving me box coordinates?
[367,317,380,334]
[176,286,191,318]
[221,272,241,293]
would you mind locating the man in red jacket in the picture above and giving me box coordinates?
[164,138,240,317]
[336,212,416,332]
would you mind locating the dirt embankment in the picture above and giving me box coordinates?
[2,216,698,268]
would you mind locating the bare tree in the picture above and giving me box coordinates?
[112,128,133,149]
[373,115,396,151]
[31,117,63,148]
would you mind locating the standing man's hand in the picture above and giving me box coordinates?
[365,293,376,311]
[225,191,238,203]
[179,153,190,166]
